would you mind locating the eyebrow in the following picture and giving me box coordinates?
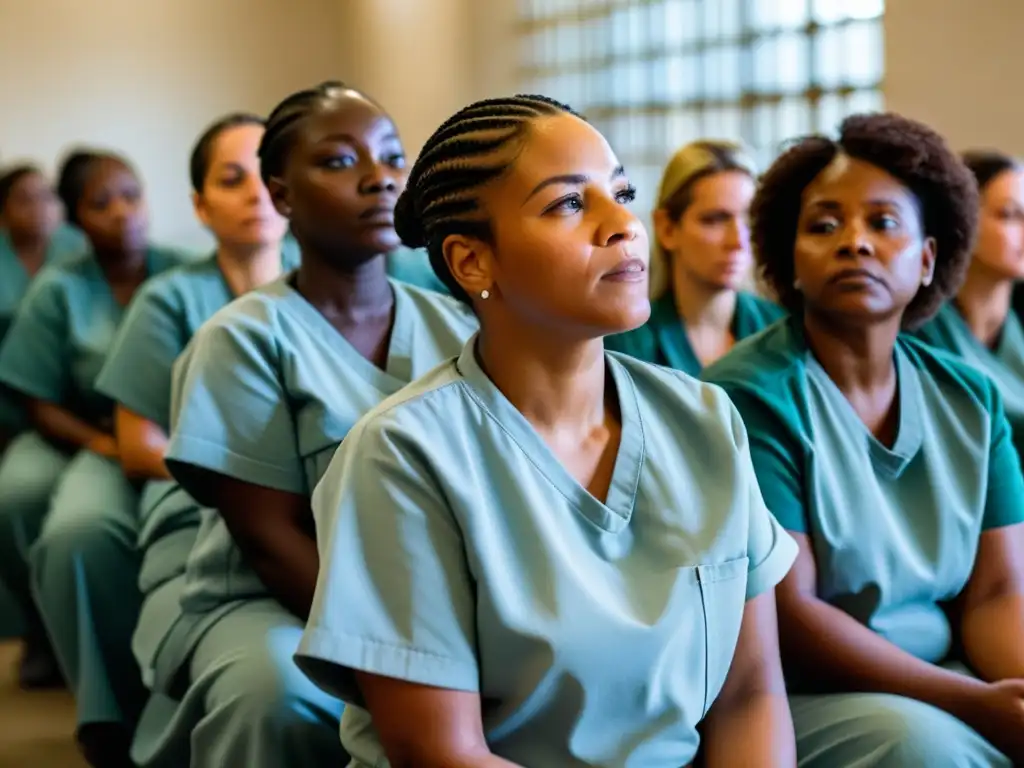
[317,131,400,144]
[807,197,903,210]
[524,165,625,204]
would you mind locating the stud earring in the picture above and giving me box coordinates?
[793,278,802,290]
[480,289,490,300]
[922,275,933,287]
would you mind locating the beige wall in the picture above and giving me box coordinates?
[885,0,1024,157]
[0,0,344,249]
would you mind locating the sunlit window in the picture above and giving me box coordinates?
[518,0,884,214]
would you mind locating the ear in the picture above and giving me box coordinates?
[920,236,937,287]
[266,177,291,218]
[443,233,495,299]
[192,190,212,231]
[652,207,679,254]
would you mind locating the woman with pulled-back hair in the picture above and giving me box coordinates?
[135,82,476,768]
[298,95,797,767]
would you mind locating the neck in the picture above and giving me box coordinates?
[802,311,899,393]
[477,312,607,432]
[671,267,736,329]
[95,248,147,281]
[956,262,1014,348]
[294,252,392,322]
[8,229,47,254]
[216,242,282,297]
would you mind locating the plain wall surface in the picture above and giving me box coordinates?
[885,0,1024,157]
[0,0,344,249]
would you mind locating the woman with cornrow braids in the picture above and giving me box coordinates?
[299,94,797,768]
[133,81,477,768]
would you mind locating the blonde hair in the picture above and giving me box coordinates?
[649,140,758,299]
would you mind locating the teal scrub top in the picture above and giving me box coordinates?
[164,277,478,615]
[915,302,1024,461]
[297,341,797,768]
[605,290,783,375]
[94,250,301,549]
[0,225,88,429]
[0,248,186,430]
[0,225,87,341]
[704,319,1024,673]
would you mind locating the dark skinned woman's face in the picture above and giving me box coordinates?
[269,91,407,265]
[76,158,148,255]
[793,155,935,327]
[3,172,57,240]
[447,113,650,338]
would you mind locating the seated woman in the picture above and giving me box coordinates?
[83,113,292,766]
[703,113,1024,766]
[139,82,478,768]
[0,164,88,662]
[606,140,782,372]
[914,151,1024,458]
[297,95,797,768]
[0,151,187,764]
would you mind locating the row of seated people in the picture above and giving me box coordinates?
[1,81,1024,768]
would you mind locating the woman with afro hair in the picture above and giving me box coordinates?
[704,113,1024,766]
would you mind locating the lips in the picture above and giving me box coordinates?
[359,204,396,222]
[602,257,647,282]
[830,267,883,286]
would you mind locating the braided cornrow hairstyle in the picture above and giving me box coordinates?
[258,80,369,186]
[393,94,581,303]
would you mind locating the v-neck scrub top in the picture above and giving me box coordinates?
[165,276,479,616]
[606,290,783,375]
[298,342,798,767]
[704,319,1024,671]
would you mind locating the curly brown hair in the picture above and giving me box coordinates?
[752,112,979,329]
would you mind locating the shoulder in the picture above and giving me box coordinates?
[739,291,786,323]
[898,334,998,409]
[343,362,471,459]
[393,280,478,334]
[610,351,730,413]
[187,280,289,361]
[148,245,197,273]
[703,320,804,396]
[133,256,219,309]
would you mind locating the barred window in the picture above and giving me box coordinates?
[518,0,884,213]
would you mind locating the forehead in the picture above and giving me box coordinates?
[210,123,264,164]
[84,159,136,191]
[802,154,915,208]
[983,168,1024,203]
[508,113,621,184]
[299,94,398,146]
[690,170,754,206]
[10,171,46,192]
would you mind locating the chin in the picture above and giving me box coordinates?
[606,298,652,335]
[360,230,401,255]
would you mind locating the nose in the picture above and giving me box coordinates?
[358,162,400,196]
[596,198,643,248]
[836,218,873,259]
[726,218,750,251]
[109,195,136,224]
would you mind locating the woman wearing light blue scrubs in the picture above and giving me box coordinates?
[606,140,782,372]
[0,164,87,660]
[704,113,1024,766]
[0,151,186,766]
[81,114,290,768]
[298,95,798,768]
[915,151,1024,460]
[138,82,478,768]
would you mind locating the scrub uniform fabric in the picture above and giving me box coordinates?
[703,318,1022,767]
[915,302,1024,462]
[605,289,783,374]
[132,276,477,768]
[297,342,797,768]
[95,251,301,690]
[0,247,186,731]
